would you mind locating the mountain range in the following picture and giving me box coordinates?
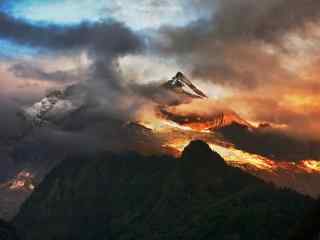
[1,72,320,222]
[13,141,314,240]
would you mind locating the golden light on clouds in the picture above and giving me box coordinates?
[282,95,320,111]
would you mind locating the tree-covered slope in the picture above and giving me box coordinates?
[14,141,313,240]
[0,220,19,240]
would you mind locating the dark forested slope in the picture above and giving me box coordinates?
[14,141,313,240]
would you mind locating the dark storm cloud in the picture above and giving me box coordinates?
[0,11,148,123]
[9,63,82,83]
[0,12,142,54]
[157,0,320,88]
[212,0,320,42]
[0,97,25,140]
[0,11,143,91]
[0,11,147,179]
[162,0,320,50]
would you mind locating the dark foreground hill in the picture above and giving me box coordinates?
[14,141,313,240]
[0,220,19,240]
[289,199,320,240]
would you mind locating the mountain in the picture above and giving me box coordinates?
[0,171,35,221]
[218,123,320,161]
[21,72,251,134]
[1,70,318,226]
[160,73,320,161]
[163,72,207,99]
[160,107,252,132]
[0,83,118,220]
[14,141,313,240]
[0,170,35,192]
[289,199,320,240]
[158,72,253,132]
[2,72,319,222]
[0,220,19,240]
[21,85,86,127]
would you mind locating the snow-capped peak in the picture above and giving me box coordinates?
[163,72,208,99]
[22,86,85,127]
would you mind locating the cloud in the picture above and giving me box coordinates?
[155,0,320,87]
[3,0,198,30]
[212,0,320,42]
[0,12,142,53]
[1,1,320,142]
[103,0,199,30]
[0,11,145,113]
[3,0,106,24]
[161,0,320,46]
[9,63,84,83]
[0,12,152,180]
[147,0,320,140]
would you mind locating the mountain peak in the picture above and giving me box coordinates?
[163,72,208,99]
[180,141,226,184]
[21,85,86,127]
[182,140,225,165]
[182,140,212,159]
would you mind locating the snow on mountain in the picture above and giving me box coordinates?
[0,170,35,192]
[163,72,207,99]
[22,87,85,127]
[160,107,253,132]
[160,72,252,131]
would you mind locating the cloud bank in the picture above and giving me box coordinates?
[152,0,320,139]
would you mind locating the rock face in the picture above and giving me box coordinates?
[14,141,313,240]
[163,72,207,99]
[21,86,86,127]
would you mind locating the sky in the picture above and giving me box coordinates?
[0,0,320,140]
[0,0,203,98]
[0,0,200,29]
